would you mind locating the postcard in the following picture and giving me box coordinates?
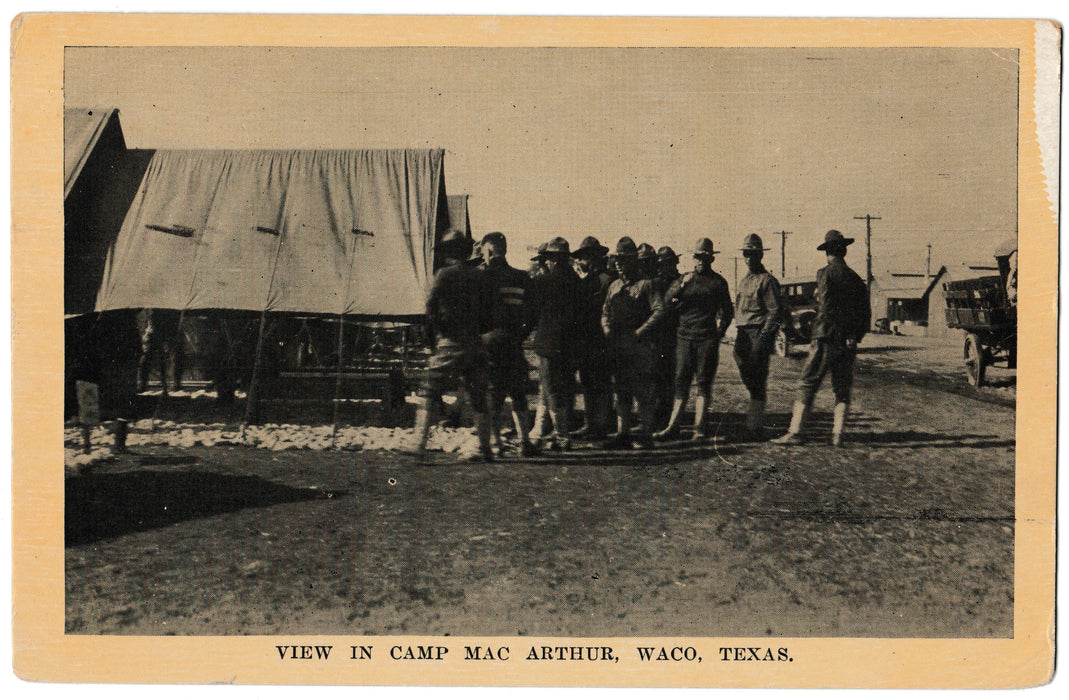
[10,14,1059,687]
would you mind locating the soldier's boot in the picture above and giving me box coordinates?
[691,395,709,441]
[583,393,612,441]
[470,411,494,462]
[654,397,685,440]
[601,406,632,450]
[633,398,656,450]
[513,408,540,457]
[746,400,766,439]
[831,402,849,447]
[547,395,572,451]
[771,401,809,445]
[528,400,547,442]
[571,393,601,439]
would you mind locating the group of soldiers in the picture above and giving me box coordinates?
[411,226,869,460]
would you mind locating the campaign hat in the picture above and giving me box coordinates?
[440,228,472,257]
[816,229,855,251]
[573,235,609,257]
[544,236,571,255]
[530,241,549,262]
[741,233,771,253]
[657,246,680,263]
[613,237,639,257]
[637,243,657,260]
[692,238,720,258]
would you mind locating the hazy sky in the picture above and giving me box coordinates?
[66,46,1018,281]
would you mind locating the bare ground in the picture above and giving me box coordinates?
[65,337,1014,637]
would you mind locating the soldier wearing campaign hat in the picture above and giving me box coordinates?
[529,236,580,450]
[732,233,783,439]
[773,230,869,446]
[654,238,734,440]
[571,235,614,440]
[651,246,682,430]
[411,229,498,460]
[636,242,658,280]
[600,236,666,449]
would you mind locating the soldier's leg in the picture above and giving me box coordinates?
[746,336,771,434]
[692,338,719,438]
[772,339,828,444]
[603,342,633,448]
[656,338,692,439]
[631,339,657,447]
[463,359,493,460]
[829,343,856,446]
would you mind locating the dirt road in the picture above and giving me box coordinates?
[66,339,1014,637]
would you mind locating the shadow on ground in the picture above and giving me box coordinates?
[66,469,341,546]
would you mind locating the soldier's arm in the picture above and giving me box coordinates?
[716,278,735,337]
[853,273,871,344]
[425,272,443,349]
[601,282,614,336]
[812,268,831,340]
[758,276,783,341]
[664,277,684,309]
[636,281,666,339]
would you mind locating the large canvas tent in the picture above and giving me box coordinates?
[64,108,154,316]
[95,148,450,318]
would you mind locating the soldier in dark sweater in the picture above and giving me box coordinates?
[651,246,682,430]
[654,238,734,441]
[411,229,497,460]
[570,236,614,441]
[529,237,580,450]
[601,237,666,450]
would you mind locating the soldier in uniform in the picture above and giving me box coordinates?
[733,234,783,439]
[651,246,682,430]
[480,232,538,456]
[637,243,658,280]
[410,229,497,460]
[772,230,870,446]
[601,237,666,450]
[654,238,734,440]
[529,237,580,450]
[570,236,614,440]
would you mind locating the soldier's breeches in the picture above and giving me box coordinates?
[610,337,655,420]
[675,336,719,399]
[733,327,771,401]
[796,339,856,405]
[423,344,488,413]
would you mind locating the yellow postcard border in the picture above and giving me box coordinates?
[10,14,1058,688]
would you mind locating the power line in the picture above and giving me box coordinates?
[853,214,881,290]
[773,230,791,279]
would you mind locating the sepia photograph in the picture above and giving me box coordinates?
[61,44,1019,638]
[10,13,1057,687]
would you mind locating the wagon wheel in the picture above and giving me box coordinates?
[774,329,790,357]
[964,333,986,387]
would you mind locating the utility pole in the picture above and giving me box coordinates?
[773,230,791,279]
[926,243,932,281]
[733,256,739,289]
[853,214,881,289]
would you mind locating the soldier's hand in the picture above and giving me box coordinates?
[633,329,645,342]
[845,338,858,350]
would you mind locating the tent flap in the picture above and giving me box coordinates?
[95,149,445,316]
